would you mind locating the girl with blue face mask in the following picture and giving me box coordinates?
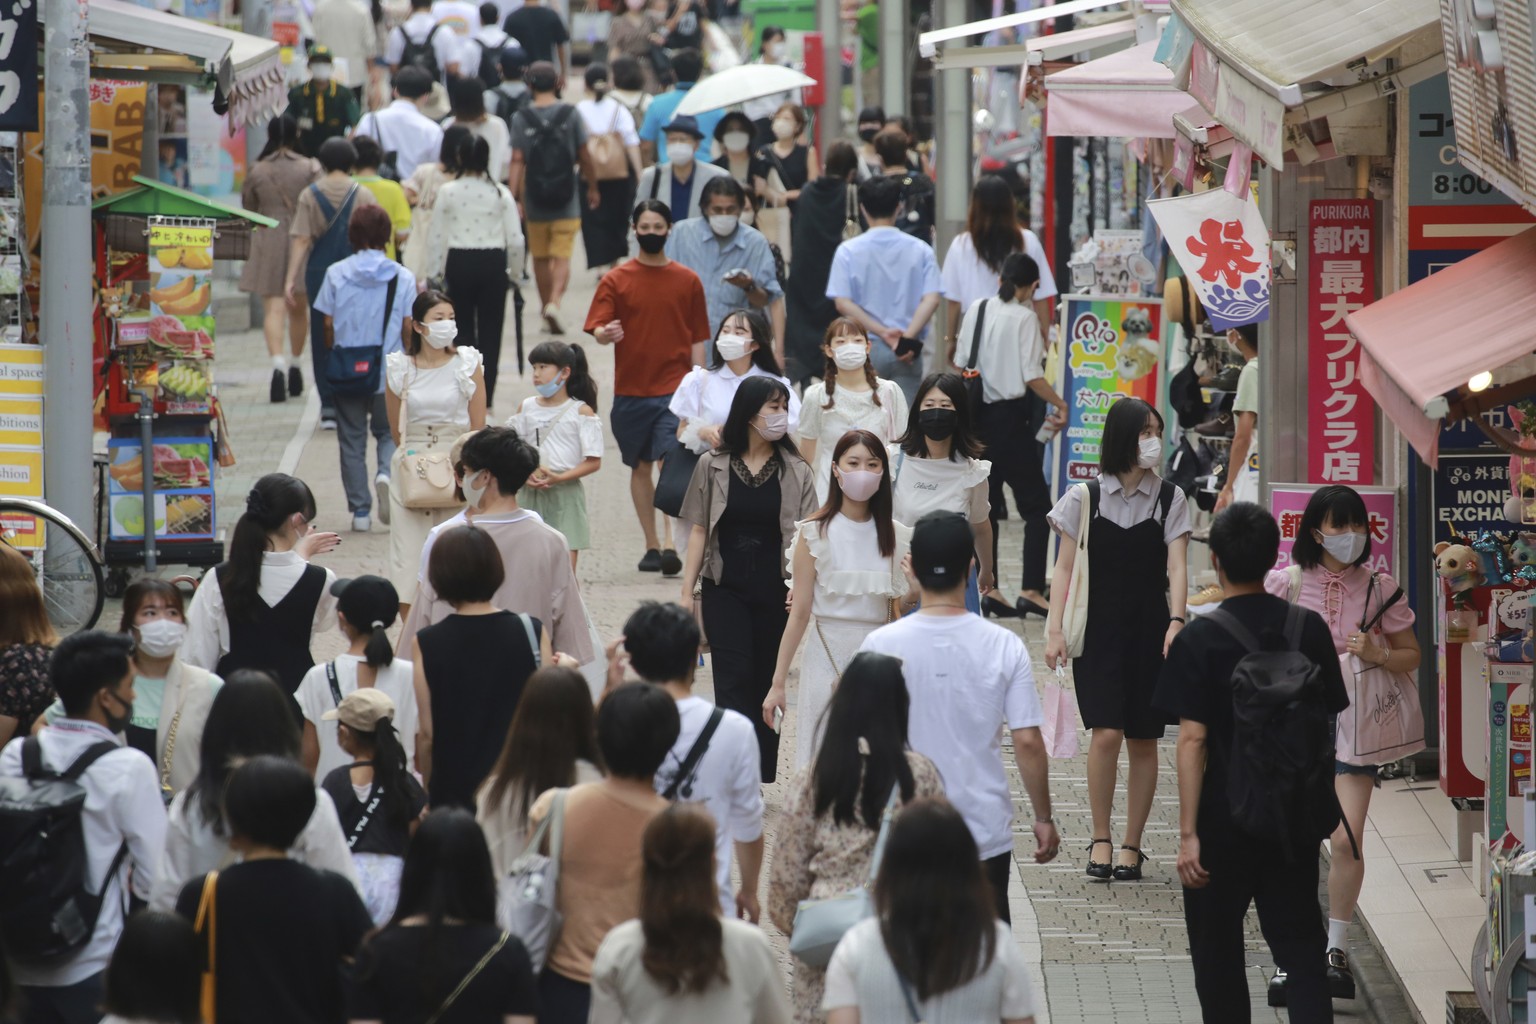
[506,341,605,571]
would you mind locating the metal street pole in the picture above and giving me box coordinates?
[41,0,93,533]
[818,0,843,150]
[934,0,971,330]
[880,0,907,118]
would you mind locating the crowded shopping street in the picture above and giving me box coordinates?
[0,1,1530,1023]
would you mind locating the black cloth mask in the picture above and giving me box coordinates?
[636,232,667,254]
[918,407,958,441]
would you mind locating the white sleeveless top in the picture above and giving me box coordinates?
[793,514,912,624]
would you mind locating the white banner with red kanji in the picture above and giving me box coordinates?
[1148,187,1271,331]
[1307,200,1376,485]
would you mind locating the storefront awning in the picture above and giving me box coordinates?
[1044,41,1191,139]
[88,0,286,127]
[1344,227,1536,465]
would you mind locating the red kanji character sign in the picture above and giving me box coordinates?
[1185,218,1261,289]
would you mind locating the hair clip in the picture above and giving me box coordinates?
[857,736,870,756]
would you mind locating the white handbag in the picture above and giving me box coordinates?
[788,787,899,967]
[1061,482,1092,658]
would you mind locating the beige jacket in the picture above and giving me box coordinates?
[157,660,220,795]
[679,450,818,584]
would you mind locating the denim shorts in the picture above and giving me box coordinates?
[1335,760,1381,785]
[611,394,679,468]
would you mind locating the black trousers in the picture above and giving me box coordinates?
[1183,831,1331,1024]
[445,248,509,403]
[982,851,1012,924]
[701,574,787,783]
[981,396,1051,592]
[537,969,591,1024]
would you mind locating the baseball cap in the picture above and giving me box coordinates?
[309,44,335,64]
[330,575,399,631]
[323,687,396,732]
[910,511,974,589]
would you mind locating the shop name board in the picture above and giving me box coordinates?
[0,0,38,132]
[1306,200,1375,485]
[1054,296,1162,493]
[1433,453,1513,543]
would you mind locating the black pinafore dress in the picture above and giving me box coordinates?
[1072,478,1177,740]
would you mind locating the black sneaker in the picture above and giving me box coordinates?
[1266,970,1287,1007]
[638,548,662,572]
[659,548,683,577]
[288,366,304,397]
[270,369,287,403]
[1326,948,1356,1000]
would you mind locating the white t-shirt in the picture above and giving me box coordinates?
[508,396,604,473]
[577,95,641,148]
[940,228,1058,309]
[669,364,801,454]
[858,613,1043,859]
[652,696,764,916]
[952,298,1046,403]
[887,444,991,525]
[295,655,420,780]
[823,918,1036,1022]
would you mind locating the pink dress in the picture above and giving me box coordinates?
[1263,563,1415,651]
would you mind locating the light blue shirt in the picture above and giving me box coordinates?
[665,216,782,339]
[313,250,416,394]
[638,83,726,164]
[826,226,943,340]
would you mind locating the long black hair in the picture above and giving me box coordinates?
[102,911,201,1024]
[259,114,301,160]
[439,124,472,175]
[707,309,783,377]
[186,670,301,836]
[456,135,493,180]
[1292,485,1372,570]
[812,653,916,829]
[527,340,599,411]
[1098,397,1163,477]
[406,289,454,357]
[966,174,1024,275]
[223,474,317,623]
[719,375,801,459]
[896,372,984,460]
[342,715,416,832]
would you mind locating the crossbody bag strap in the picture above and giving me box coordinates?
[516,613,541,668]
[966,299,988,372]
[346,770,385,850]
[649,166,662,200]
[1360,572,1405,634]
[897,976,925,1024]
[1075,482,1093,552]
[380,273,400,345]
[863,785,902,887]
[424,931,510,1024]
[662,706,725,800]
[325,662,343,706]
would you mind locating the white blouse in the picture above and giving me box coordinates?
[386,347,482,428]
[423,176,524,280]
[507,397,604,473]
[886,443,991,525]
[797,378,909,503]
[794,515,911,625]
[668,364,802,454]
[577,95,641,147]
[182,551,338,671]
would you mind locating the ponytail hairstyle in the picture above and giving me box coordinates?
[997,252,1040,304]
[819,317,882,412]
[638,804,729,994]
[527,340,600,411]
[457,135,492,180]
[224,474,317,623]
[259,115,301,160]
[345,716,415,830]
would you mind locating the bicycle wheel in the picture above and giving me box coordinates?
[0,498,105,636]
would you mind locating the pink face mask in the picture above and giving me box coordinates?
[838,468,882,502]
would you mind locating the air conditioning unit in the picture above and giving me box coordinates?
[1440,0,1536,207]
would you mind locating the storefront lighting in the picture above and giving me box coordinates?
[1469,371,1494,392]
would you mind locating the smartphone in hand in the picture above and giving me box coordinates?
[894,336,924,359]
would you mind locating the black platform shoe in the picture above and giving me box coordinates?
[1112,845,1148,881]
[1086,838,1113,880]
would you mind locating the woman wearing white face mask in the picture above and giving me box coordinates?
[385,290,488,613]
[752,102,815,253]
[679,376,818,783]
[670,310,800,456]
[1043,398,1190,884]
[798,318,910,503]
[765,429,914,771]
[712,111,758,189]
[743,26,800,147]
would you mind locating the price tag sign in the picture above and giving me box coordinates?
[0,0,39,131]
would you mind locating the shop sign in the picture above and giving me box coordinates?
[0,446,42,498]
[1148,186,1271,331]
[1213,60,1287,168]
[1433,453,1513,544]
[0,0,38,132]
[145,218,215,415]
[0,396,42,447]
[1306,200,1376,486]
[1053,296,1164,494]
[0,342,42,395]
[1270,484,1395,576]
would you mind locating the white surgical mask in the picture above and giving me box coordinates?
[1136,436,1161,469]
[1319,531,1367,565]
[723,131,751,154]
[772,118,796,141]
[716,334,751,361]
[666,140,696,166]
[311,64,333,83]
[462,469,489,510]
[832,343,867,371]
[135,618,186,658]
[424,320,458,349]
[766,41,786,61]
[708,214,738,237]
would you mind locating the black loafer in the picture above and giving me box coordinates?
[638,548,662,572]
[270,369,287,403]
[288,365,304,397]
[1267,970,1288,1007]
[659,548,683,577]
[1327,948,1355,1000]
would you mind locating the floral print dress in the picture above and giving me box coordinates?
[0,642,53,734]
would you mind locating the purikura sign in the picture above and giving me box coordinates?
[1149,186,1271,331]
[1306,200,1376,486]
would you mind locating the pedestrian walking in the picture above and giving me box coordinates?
[443,74,514,184]
[586,198,711,576]
[476,666,604,878]
[349,808,539,1023]
[577,63,644,273]
[98,912,201,1024]
[1214,322,1261,513]
[182,473,341,714]
[310,0,379,105]
[1044,397,1190,881]
[637,50,724,164]
[609,54,656,127]
[507,341,604,570]
[665,176,784,356]
[712,110,757,189]
[859,511,1059,917]
[175,756,374,1024]
[767,652,945,1023]
[796,318,909,503]
[766,429,913,771]
[954,254,1068,618]
[284,136,383,429]
[869,128,934,245]
[297,575,417,780]
[783,142,859,386]
[622,602,765,912]
[1153,503,1348,1022]
[486,46,533,130]
[607,3,666,95]
[150,671,360,911]
[678,377,817,781]
[384,290,488,608]
[462,2,512,86]
[826,175,941,405]
[287,45,362,158]
[387,0,464,83]
[399,427,595,661]
[1263,485,1420,1000]
[412,525,549,809]
[822,798,1039,1023]
[319,688,428,924]
[853,106,884,181]
[0,632,167,1024]
[0,542,56,746]
[743,25,799,146]
[350,136,413,260]
[590,803,793,1024]
[357,66,449,178]
[502,0,570,79]
[887,372,993,616]
[750,101,816,249]
[313,204,415,533]
[239,115,320,405]
[632,116,731,250]
[400,124,469,281]
[526,682,679,1023]
[670,310,799,458]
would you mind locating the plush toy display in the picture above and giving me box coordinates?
[1434,542,1484,593]
[1513,533,1536,572]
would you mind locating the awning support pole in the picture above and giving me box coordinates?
[41,0,95,534]
[818,0,842,157]
[935,0,972,338]
[880,0,907,119]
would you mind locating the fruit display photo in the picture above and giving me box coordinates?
[109,491,214,540]
[107,438,214,494]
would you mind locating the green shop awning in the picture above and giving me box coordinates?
[94,176,277,260]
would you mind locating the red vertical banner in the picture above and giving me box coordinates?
[1307,200,1377,485]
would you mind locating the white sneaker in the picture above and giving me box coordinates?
[374,473,391,525]
[351,514,371,532]
[542,302,565,335]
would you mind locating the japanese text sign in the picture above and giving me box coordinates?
[1054,297,1163,493]
[1149,187,1271,331]
[1307,201,1376,486]
[0,0,38,131]
[1270,484,1396,576]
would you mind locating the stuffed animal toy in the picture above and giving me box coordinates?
[1513,534,1536,573]
[1505,405,1536,524]
[1116,307,1160,381]
[1434,541,1484,593]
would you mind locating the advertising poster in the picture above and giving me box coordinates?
[1269,484,1396,576]
[1306,200,1376,485]
[106,438,215,541]
[1148,186,1271,330]
[146,218,215,414]
[1054,296,1163,492]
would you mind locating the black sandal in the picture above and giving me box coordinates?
[1112,844,1148,881]
[1086,838,1113,880]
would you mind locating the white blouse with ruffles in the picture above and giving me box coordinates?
[385,346,482,428]
[793,515,912,624]
[886,443,992,525]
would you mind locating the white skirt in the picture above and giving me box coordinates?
[353,851,404,927]
[794,617,882,771]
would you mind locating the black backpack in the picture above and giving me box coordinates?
[1206,606,1346,861]
[399,23,443,80]
[520,105,577,209]
[0,739,129,963]
[489,83,532,135]
[474,38,507,87]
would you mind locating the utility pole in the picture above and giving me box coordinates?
[880,0,907,118]
[818,0,843,151]
[934,0,971,296]
[41,0,93,532]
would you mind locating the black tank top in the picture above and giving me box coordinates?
[214,562,327,718]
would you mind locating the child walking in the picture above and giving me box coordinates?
[508,341,604,570]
